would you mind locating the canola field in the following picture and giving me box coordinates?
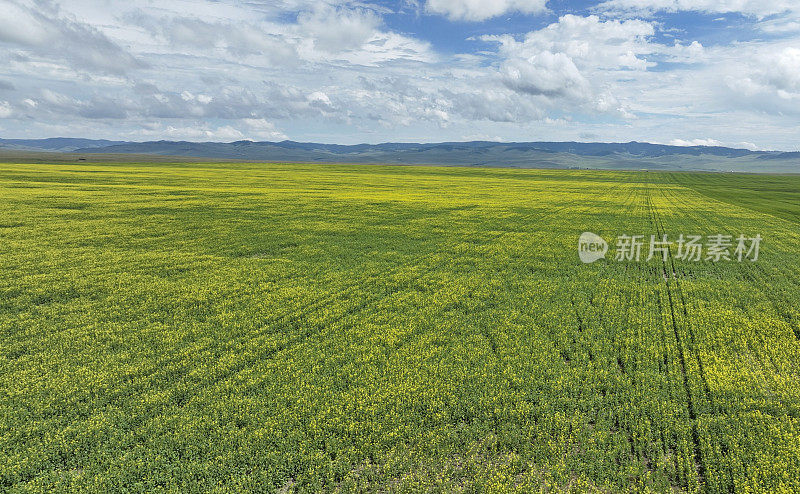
[1,162,799,492]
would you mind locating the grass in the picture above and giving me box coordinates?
[1,162,799,492]
[671,172,800,225]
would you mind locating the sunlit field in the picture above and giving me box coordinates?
[1,162,799,492]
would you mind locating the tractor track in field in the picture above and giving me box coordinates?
[500,177,635,371]
[407,176,631,365]
[663,176,800,343]
[213,189,616,395]
[652,187,714,409]
[125,183,614,402]
[658,183,797,392]
[59,177,634,434]
[569,180,639,372]
[644,183,707,490]
[658,183,800,413]
[228,176,633,394]
[654,181,800,492]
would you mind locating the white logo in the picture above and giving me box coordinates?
[578,232,608,263]
[579,232,761,264]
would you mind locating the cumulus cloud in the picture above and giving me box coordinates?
[763,48,800,97]
[480,15,660,117]
[242,118,289,140]
[726,47,800,102]
[488,15,656,70]
[500,52,589,98]
[667,40,706,63]
[425,0,548,21]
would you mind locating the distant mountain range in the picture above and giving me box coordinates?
[2,138,799,173]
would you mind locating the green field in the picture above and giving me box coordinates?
[1,162,799,492]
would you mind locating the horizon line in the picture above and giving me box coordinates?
[0,136,790,153]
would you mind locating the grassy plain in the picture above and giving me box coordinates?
[1,162,799,492]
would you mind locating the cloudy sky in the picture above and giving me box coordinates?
[0,0,799,149]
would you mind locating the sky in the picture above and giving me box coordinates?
[0,1,799,150]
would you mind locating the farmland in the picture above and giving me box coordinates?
[1,161,799,492]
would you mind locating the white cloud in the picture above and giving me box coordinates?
[132,123,246,141]
[735,141,760,151]
[669,138,722,146]
[425,0,548,21]
[668,139,763,151]
[0,0,46,44]
[500,52,589,98]
[0,100,12,118]
[121,4,432,67]
[481,15,660,116]
[0,0,143,74]
[597,0,796,18]
[493,15,656,71]
[242,118,288,140]
[667,41,706,63]
[726,47,800,101]
[764,48,800,97]
[759,17,800,34]
[297,6,381,53]
[460,134,506,141]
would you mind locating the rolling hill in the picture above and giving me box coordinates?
[1,138,798,172]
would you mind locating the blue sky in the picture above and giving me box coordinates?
[1,0,799,149]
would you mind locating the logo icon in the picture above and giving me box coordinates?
[578,232,608,263]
